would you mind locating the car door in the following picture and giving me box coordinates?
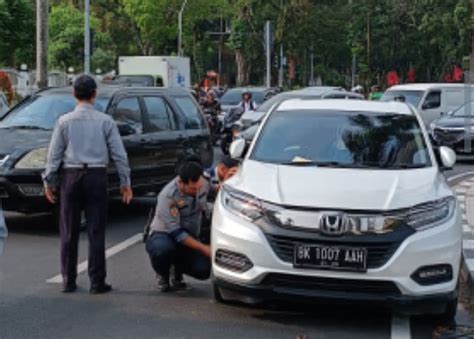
[108,95,149,193]
[141,95,184,187]
[420,90,442,125]
[171,95,214,168]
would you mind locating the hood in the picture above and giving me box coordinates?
[228,160,451,211]
[0,128,51,157]
[434,116,473,129]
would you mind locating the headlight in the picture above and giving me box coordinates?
[15,148,48,169]
[221,185,264,222]
[404,196,456,231]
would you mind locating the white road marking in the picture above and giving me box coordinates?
[46,233,143,284]
[448,171,474,183]
[391,315,411,339]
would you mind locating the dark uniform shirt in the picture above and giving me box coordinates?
[150,178,210,243]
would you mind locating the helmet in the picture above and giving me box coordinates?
[242,89,252,98]
[351,85,364,94]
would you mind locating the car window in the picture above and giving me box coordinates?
[422,91,441,110]
[173,96,204,129]
[143,96,173,132]
[0,94,110,130]
[251,110,431,169]
[380,91,424,107]
[112,97,143,134]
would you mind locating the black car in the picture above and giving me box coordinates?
[0,86,213,213]
[430,101,474,154]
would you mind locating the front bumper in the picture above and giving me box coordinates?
[0,175,50,213]
[432,128,474,153]
[211,196,462,313]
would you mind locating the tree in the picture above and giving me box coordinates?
[48,4,113,71]
[0,0,35,67]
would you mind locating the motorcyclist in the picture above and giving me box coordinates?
[238,90,257,113]
[201,90,221,116]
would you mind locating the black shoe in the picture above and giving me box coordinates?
[62,283,77,293]
[171,278,189,291]
[89,283,112,295]
[156,276,171,292]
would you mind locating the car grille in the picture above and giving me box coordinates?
[433,128,464,143]
[265,234,400,269]
[261,273,401,296]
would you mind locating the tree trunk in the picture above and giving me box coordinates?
[235,49,249,86]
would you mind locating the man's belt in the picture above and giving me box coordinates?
[63,164,107,169]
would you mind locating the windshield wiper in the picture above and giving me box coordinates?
[2,125,50,131]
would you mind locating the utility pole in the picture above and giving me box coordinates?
[265,21,272,88]
[178,0,188,57]
[36,0,48,88]
[84,0,91,74]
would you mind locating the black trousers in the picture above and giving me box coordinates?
[146,232,211,281]
[59,168,108,286]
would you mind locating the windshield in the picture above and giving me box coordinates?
[251,110,431,169]
[380,90,424,107]
[220,89,266,106]
[0,94,110,130]
[452,101,474,117]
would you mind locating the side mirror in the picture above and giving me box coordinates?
[117,123,135,136]
[439,146,456,170]
[229,138,246,159]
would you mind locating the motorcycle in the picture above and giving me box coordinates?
[220,106,245,155]
[202,108,221,145]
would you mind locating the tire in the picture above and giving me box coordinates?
[436,297,458,326]
[212,279,228,304]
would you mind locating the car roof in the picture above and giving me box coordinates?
[36,86,191,97]
[226,87,270,93]
[277,99,414,115]
[387,83,474,91]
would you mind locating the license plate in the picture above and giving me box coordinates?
[294,245,367,272]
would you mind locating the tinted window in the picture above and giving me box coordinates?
[380,90,424,107]
[112,97,142,134]
[220,89,243,106]
[0,94,110,130]
[173,96,203,129]
[143,96,172,131]
[423,91,441,109]
[251,110,431,169]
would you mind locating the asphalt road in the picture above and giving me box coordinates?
[1,161,474,339]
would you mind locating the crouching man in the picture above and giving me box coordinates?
[145,160,211,292]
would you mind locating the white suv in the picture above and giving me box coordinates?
[211,99,462,320]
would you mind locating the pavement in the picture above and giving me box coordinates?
[3,163,474,338]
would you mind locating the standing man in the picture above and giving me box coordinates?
[146,160,211,292]
[43,75,133,294]
[239,90,257,113]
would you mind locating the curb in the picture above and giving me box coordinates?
[450,174,474,294]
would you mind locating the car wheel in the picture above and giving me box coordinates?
[212,279,228,304]
[436,297,458,327]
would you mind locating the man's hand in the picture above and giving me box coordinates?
[44,186,57,204]
[201,244,211,258]
[121,186,133,205]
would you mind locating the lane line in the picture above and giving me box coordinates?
[391,315,411,339]
[448,171,474,184]
[46,233,143,284]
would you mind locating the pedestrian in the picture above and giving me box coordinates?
[145,160,211,292]
[0,200,7,255]
[42,75,133,294]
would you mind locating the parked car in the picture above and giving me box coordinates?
[212,99,461,321]
[233,89,364,148]
[381,83,474,126]
[0,92,9,119]
[430,100,474,154]
[219,87,276,114]
[0,86,213,214]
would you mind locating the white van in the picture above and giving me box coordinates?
[381,83,474,125]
